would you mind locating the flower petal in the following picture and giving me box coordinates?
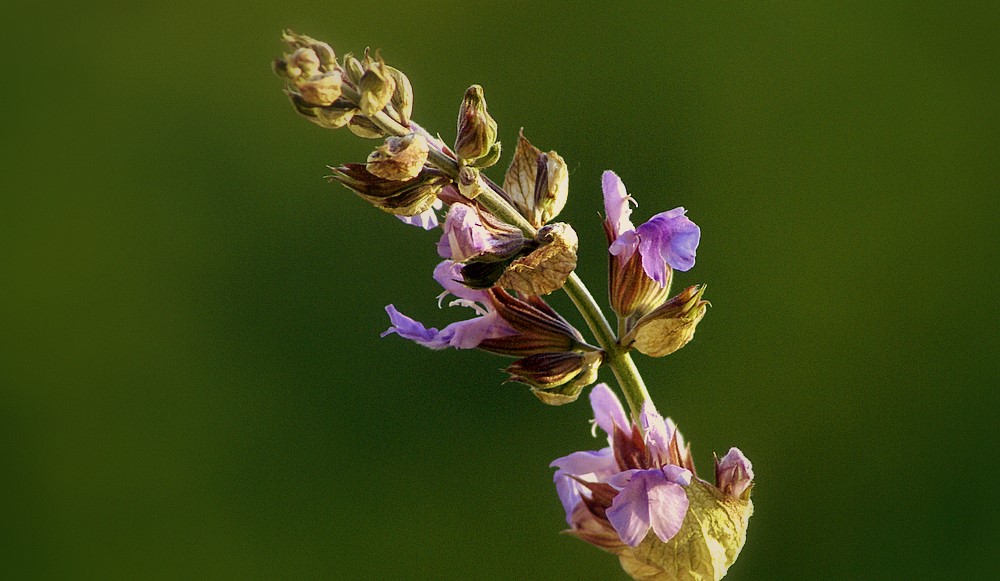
[606,470,653,547]
[635,207,701,283]
[433,260,490,303]
[549,448,617,477]
[646,478,690,543]
[602,170,636,239]
[590,383,630,437]
[381,305,448,349]
[439,310,513,349]
[553,471,583,525]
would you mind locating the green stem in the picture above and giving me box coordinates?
[365,108,651,418]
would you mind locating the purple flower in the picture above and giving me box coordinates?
[550,384,693,547]
[602,170,701,287]
[382,261,516,349]
[436,202,525,262]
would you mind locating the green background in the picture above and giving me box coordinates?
[4,1,998,579]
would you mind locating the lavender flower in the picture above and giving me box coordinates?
[603,171,701,287]
[383,261,516,349]
[551,384,694,547]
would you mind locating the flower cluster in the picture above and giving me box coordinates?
[552,385,754,580]
[274,30,754,580]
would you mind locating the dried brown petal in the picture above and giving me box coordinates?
[366,133,429,180]
[497,222,578,295]
[502,130,569,227]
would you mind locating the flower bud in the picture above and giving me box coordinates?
[386,65,414,126]
[497,222,578,296]
[342,53,365,85]
[621,285,708,357]
[280,30,336,70]
[328,164,450,217]
[454,85,498,162]
[358,53,396,117]
[296,71,343,107]
[347,115,386,139]
[715,448,754,500]
[502,130,569,228]
[366,133,429,181]
[505,350,603,406]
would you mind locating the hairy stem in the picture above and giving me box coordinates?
[366,108,651,417]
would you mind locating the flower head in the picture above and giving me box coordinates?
[552,384,754,580]
[602,171,701,287]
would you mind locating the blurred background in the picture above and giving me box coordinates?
[3,1,998,579]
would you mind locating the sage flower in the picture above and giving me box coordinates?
[603,171,701,287]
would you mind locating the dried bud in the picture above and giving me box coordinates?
[497,222,578,295]
[454,85,498,162]
[312,102,357,129]
[621,285,708,357]
[385,65,414,126]
[366,133,429,180]
[502,130,569,228]
[347,115,386,139]
[506,350,603,406]
[296,71,343,107]
[286,47,321,79]
[715,448,754,501]
[358,53,396,117]
[616,478,753,581]
[280,30,337,70]
[342,53,365,85]
[328,164,450,217]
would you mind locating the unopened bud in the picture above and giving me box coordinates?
[366,133,429,180]
[715,448,754,500]
[502,130,569,227]
[280,30,337,70]
[312,102,356,129]
[386,65,414,126]
[497,222,578,296]
[347,115,385,139]
[454,85,498,162]
[621,285,708,357]
[296,71,343,107]
[328,164,449,217]
[506,350,603,406]
[358,54,396,117]
[342,53,365,85]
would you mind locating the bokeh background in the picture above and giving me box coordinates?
[3,1,998,579]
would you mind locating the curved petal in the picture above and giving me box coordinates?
[640,400,672,457]
[433,260,490,303]
[553,470,583,525]
[646,478,689,543]
[381,305,448,349]
[549,448,617,478]
[606,471,653,547]
[602,171,636,238]
[635,207,701,280]
[590,383,630,437]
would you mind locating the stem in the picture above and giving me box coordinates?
[366,108,651,417]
